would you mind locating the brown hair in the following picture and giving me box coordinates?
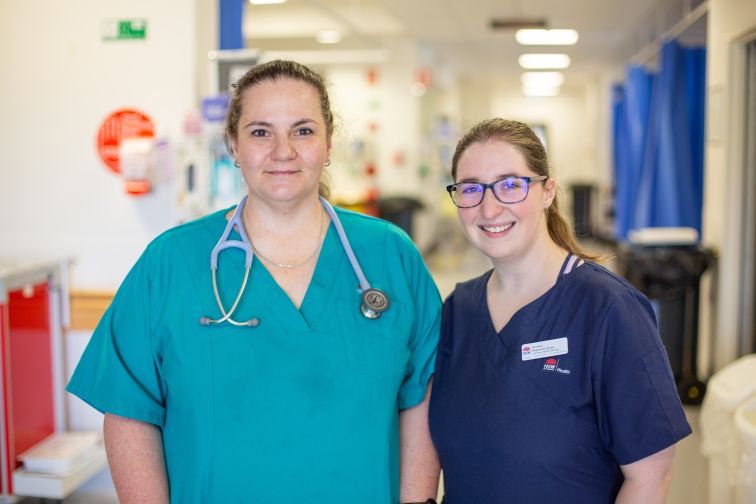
[452,118,599,261]
[224,59,333,197]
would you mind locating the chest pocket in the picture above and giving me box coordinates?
[336,299,410,381]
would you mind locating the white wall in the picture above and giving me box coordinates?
[703,0,756,370]
[312,41,424,201]
[313,44,442,250]
[0,2,205,497]
[0,1,200,290]
[325,65,387,202]
[372,39,423,196]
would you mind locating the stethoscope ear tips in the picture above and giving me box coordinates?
[247,318,260,327]
[199,317,211,326]
[360,288,390,319]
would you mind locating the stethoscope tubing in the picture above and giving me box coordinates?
[318,197,371,293]
[200,195,388,327]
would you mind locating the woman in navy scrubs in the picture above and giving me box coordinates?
[428,118,691,503]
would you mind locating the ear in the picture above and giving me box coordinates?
[542,177,557,208]
[229,138,238,160]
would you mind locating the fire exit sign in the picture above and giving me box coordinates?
[102,19,147,41]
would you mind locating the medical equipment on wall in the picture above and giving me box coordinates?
[210,134,243,210]
[176,111,206,221]
[176,98,247,220]
[119,137,155,195]
[200,96,244,210]
[118,137,175,196]
[199,195,390,327]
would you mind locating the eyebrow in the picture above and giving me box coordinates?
[457,173,521,183]
[241,118,317,129]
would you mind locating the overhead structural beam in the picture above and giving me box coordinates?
[630,0,709,65]
[219,0,245,50]
[305,0,377,44]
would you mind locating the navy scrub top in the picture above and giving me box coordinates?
[429,258,691,503]
[68,205,441,503]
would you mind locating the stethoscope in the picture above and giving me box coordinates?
[199,195,390,327]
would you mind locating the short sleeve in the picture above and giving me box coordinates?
[393,231,442,410]
[67,246,166,427]
[592,290,691,464]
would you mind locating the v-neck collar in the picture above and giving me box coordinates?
[483,253,581,346]
[252,223,343,332]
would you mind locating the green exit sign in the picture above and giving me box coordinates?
[102,19,147,41]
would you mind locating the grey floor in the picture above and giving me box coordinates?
[669,406,708,504]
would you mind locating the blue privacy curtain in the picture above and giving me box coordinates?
[612,40,706,240]
[612,66,654,239]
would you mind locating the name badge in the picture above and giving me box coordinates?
[521,337,568,361]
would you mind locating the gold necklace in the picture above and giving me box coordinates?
[250,206,325,269]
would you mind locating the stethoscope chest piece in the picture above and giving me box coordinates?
[360,288,390,319]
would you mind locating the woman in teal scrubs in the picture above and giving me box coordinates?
[68,60,441,503]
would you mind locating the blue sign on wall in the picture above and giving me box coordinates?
[201,96,230,123]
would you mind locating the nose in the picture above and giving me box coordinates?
[479,187,503,219]
[272,135,295,160]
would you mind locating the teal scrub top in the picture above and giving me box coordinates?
[67,205,441,503]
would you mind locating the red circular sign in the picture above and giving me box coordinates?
[96,109,155,174]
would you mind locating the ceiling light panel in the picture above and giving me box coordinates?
[522,84,560,97]
[249,0,287,4]
[520,72,565,86]
[518,54,571,69]
[515,29,579,45]
[316,30,342,44]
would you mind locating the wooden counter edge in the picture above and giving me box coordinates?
[69,290,114,331]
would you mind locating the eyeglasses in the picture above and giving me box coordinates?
[446,175,548,208]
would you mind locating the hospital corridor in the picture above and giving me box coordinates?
[2,0,756,502]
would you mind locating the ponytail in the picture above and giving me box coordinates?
[546,192,600,261]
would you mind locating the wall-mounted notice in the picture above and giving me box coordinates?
[96,109,155,174]
[101,18,147,41]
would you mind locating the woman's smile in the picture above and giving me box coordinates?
[479,221,515,236]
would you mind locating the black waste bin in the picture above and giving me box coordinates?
[376,196,423,239]
[570,184,595,238]
[617,244,716,404]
